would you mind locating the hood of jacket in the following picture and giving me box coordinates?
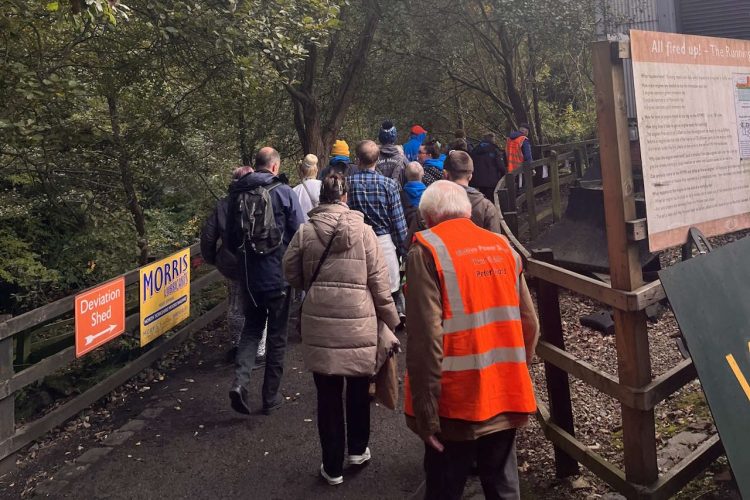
[229,170,277,193]
[423,158,444,171]
[379,144,403,158]
[403,181,426,207]
[307,203,364,253]
[508,131,526,140]
[473,141,500,156]
[329,155,351,166]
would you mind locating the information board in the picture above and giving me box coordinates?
[75,277,125,357]
[659,237,750,497]
[139,248,190,347]
[631,30,750,251]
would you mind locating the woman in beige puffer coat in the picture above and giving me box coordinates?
[283,173,399,485]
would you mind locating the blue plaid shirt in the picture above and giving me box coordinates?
[348,169,408,252]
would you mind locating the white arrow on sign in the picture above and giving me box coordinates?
[85,324,118,346]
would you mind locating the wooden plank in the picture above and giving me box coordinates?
[550,153,562,223]
[626,218,648,242]
[535,207,554,224]
[0,319,13,470]
[640,359,696,410]
[536,404,638,498]
[0,243,203,342]
[593,40,658,485]
[0,299,227,462]
[649,435,723,500]
[525,259,631,310]
[536,341,635,405]
[632,280,666,311]
[534,250,579,478]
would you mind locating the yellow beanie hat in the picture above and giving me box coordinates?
[331,140,350,157]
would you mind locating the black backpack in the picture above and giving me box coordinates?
[231,181,282,256]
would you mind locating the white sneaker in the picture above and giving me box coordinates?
[319,464,343,485]
[346,447,371,466]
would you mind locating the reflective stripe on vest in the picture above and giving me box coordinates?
[505,136,526,173]
[442,346,527,372]
[404,218,536,422]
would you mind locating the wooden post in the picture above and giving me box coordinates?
[573,147,584,179]
[506,173,520,236]
[533,249,579,478]
[593,41,657,486]
[550,153,562,223]
[0,315,14,474]
[524,165,538,238]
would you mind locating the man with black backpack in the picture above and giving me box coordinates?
[225,147,304,415]
[376,120,408,186]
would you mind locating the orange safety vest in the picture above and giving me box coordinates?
[404,218,536,422]
[505,135,527,173]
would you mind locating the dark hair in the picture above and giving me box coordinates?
[449,138,468,152]
[320,172,349,204]
[426,141,441,159]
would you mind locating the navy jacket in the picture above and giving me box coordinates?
[226,170,304,294]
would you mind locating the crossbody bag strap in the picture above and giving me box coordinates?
[308,232,336,289]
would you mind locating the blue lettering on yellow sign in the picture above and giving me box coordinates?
[142,254,190,302]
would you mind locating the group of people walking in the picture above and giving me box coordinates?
[200,122,539,499]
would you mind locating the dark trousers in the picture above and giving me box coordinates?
[424,428,520,500]
[477,186,497,202]
[313,373,371,477]
[235,287,291,408]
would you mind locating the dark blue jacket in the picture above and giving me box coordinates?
[508,131,532,162]
[226,170,304,294]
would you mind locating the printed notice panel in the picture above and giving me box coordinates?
[75,277,126,357]
[631,30,750,251]
[139,248,190,347]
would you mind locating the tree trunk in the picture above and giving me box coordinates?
[107,94,149,265]
[495,25,529,128]
[286,0,380,166]
[528,34,544,144]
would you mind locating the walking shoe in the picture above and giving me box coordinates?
[346,447,371,466]
[228,385,250,415]
[252,355,266,370]
[319,464,343,485]
[261,396,284,415]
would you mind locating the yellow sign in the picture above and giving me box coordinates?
[139,248,191,346]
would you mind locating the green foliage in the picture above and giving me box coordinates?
[1,0,599,316]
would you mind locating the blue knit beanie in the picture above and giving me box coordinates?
[378,120,397,145]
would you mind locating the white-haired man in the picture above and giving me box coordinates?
[404,180,539,500]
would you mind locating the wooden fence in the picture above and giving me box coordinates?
[493,41,722,499]
[0,242,227,472]
[497,139,599,239]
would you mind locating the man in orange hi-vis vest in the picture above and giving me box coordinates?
[404,180,539,500]
[505,124,533,190]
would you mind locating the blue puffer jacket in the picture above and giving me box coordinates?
[226,170,304,294]
[403,133,426,162]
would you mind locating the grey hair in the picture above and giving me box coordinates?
[405,161,424,181]
[419,180,472,225]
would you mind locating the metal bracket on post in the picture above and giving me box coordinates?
[681,227,713,261]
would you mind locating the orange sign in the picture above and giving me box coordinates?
[75,277,126,357]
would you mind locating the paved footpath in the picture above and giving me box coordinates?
[12,325,432,499]
[1,322,552,500]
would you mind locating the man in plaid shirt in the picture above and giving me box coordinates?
[348,140,408,317]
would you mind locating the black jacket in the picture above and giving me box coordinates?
[200,197,238,280]
[226,170,305,294]
[469,141,506,189]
